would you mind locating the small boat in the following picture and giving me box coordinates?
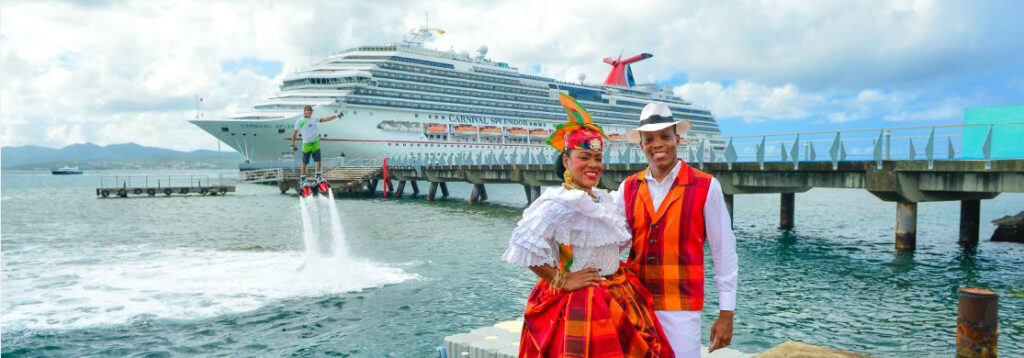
[425,123,447,133]
[52,166,83,175]
[507,127,529,137]
[608,134,624,141]
[453,124,479,136]
[480,126,503,137]
[529,128,550,138]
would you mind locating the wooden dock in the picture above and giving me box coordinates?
[96,175,236,198]
[239,166,382,195]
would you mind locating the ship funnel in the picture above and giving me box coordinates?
[602,53,652,87]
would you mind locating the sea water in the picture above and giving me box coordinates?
[1,169,1022,356]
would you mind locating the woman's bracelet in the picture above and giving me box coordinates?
[550,270,566,291]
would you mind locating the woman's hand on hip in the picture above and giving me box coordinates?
[562,268,602,291]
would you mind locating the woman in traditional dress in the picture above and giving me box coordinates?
[502,94,674,357]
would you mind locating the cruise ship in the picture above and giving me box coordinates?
[190,27,725,166]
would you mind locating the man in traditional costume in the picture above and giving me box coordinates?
[502,94,674,357]
[615,102,738,357]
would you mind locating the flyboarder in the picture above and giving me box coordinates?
[291,105,342,197]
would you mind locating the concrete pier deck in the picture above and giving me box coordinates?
[441,320,750,358]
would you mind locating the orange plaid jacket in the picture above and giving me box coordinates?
[622,162,713,311]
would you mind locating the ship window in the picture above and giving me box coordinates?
[221,127,229,132]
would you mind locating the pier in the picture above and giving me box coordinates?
[96,175,236,198]
[243,123,1024,250]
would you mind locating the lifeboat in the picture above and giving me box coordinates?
[425,123,447,133]
[529,128,550,138]
[608,133,624,141]
[480,125,504,137]
[453,124,479,136]
[507,127,529,137]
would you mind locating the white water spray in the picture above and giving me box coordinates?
[297,192,355,270]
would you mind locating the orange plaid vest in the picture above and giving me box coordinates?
[622,161,713,311]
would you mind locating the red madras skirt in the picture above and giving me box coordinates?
[519,265,675,357]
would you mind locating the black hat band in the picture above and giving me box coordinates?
[639,115,675,126]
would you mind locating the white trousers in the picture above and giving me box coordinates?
[655,310,702,358]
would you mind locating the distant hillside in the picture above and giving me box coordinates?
[1,143,243,169]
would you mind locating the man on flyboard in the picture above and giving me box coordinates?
[291,105,342,197]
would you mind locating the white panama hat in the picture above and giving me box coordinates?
[624,102,692,143]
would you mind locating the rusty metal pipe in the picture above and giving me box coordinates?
[957,288,998,357]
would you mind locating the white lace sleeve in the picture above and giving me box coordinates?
[501,188,631,268]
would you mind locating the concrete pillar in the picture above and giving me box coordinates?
[396,181,406,198]
[479,184,488,201]
[531,186,541,203]
[387,179,395,192]
[469,184,483,205]
[724,193,734,223]
[440,182,450,198]
[957,288,998,357]
[779,193,794,229]
[959,200,981,245]
[896,201,917,250]
[367,179,378,194]
[427,182,438,201]
[279,182,290,195]
[410,181,420,196]
[523,185,533,204]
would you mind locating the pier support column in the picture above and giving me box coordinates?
[367,179,379,195]
[427,182,439,201]
[896,201,917,250]
[387,179,395,192]
[440,182,450,198]
[396,181,406,198]
[957,288,998,357]
[469,184,486,205]
[724,194,734,224]
[279,181,290,195]
[959,200,981,245]
[779,193,794,229]
[479,184,488,201]
[410,181,420,196]
[523,185,542,204]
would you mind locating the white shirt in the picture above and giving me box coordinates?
[294,115,321,144]
[614,160,738,311]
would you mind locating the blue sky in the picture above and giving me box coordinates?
[2,1,1022,150]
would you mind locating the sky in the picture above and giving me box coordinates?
[2,0,1023,151]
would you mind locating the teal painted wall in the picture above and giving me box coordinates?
[962,105,1024,159]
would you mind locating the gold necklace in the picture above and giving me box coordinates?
[563,169,598,202]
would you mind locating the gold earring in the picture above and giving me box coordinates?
[563,169,575,189]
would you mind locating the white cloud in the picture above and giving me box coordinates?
[1,0,1021,150]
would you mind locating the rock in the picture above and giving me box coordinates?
[991,211,1024,243]
[755,341,868,358]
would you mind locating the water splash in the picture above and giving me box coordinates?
[1,194,416,331]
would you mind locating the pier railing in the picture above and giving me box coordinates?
[99,174,236,189]
[385,122,1024,170]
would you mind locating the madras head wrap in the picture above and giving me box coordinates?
[546,93,608,153]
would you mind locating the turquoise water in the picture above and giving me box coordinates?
[1,169,1022,356]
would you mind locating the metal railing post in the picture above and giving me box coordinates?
[829,132,841,170]
[757,136,765,170]
[925,128,935,170]
[983,125,993,170]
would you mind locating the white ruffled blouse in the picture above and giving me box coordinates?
[501,187,632,276]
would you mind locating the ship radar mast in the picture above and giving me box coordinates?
[401,13,445,48]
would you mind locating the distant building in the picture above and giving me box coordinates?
[962,105,1024,159]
